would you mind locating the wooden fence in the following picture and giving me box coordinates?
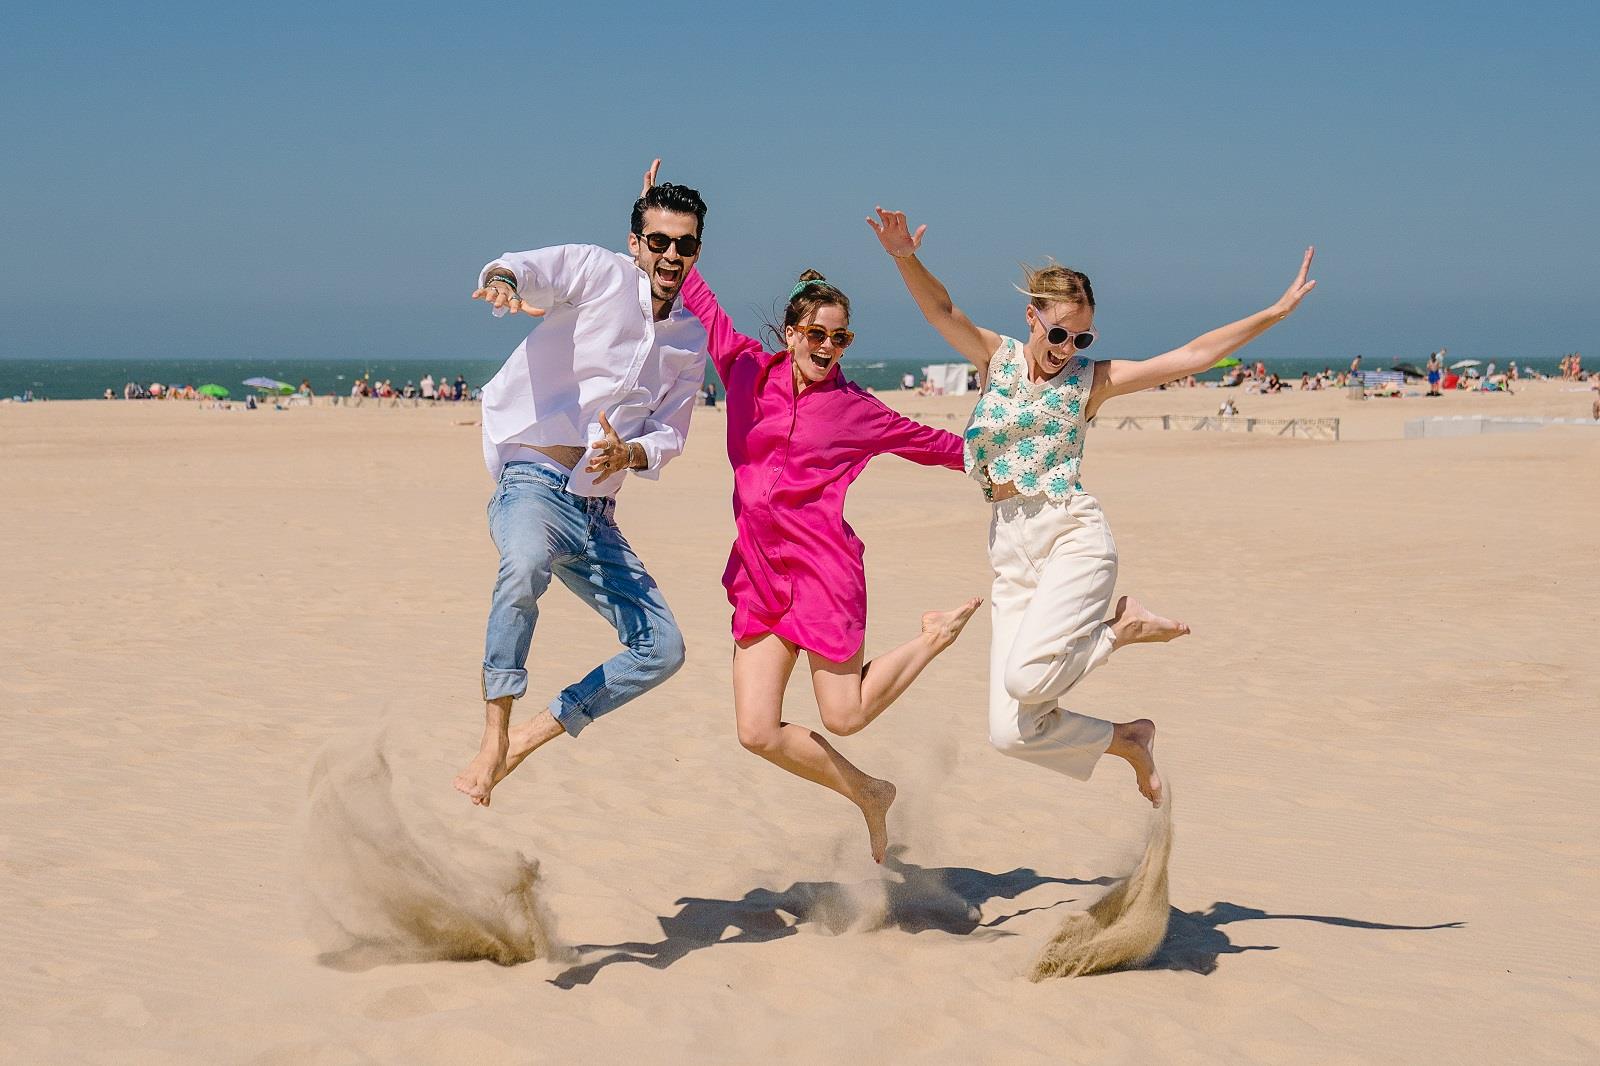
[1107,414,1340,441]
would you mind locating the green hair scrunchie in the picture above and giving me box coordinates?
[788,278,828,301]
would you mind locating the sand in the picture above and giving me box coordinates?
[2,379,1597,1063]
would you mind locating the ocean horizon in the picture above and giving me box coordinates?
[1,352,1558,402]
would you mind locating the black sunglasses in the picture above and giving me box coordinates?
[1044,324,1096,350]
[636,231,702,257]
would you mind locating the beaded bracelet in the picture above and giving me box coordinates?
[485,274,517,290]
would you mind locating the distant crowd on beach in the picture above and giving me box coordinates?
[343,372,477,403]
[102,373,483,407]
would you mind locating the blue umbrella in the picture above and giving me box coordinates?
[243,376,294,394]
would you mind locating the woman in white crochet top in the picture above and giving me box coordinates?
[869,208,1316,807]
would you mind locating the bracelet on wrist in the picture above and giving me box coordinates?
[486,274,517,290]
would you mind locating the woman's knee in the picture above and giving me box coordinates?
[1003,661,1053,703]
[818,704,867,737]
[737,721,781,756]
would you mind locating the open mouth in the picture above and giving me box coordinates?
[653,264,682,287]
[809,353,831,370]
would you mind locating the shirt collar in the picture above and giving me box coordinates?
[616,250,693,321]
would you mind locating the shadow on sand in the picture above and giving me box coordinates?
[550,851,1464,988]
[1147,901,1464,975]
[551,849,1113,989]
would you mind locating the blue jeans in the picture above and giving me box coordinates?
[482,462,685,737]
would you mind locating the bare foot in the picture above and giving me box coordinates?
[452,741,507,808]
[857,778,897,864]
[1110,595,1190,647]
[495,718,546,784]
[921,596,984,652]
[1108,719,1163,808]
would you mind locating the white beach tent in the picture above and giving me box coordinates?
[921,363,971,396]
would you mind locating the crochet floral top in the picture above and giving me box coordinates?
[963,336,1092,502]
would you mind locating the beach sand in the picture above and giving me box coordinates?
[2,380,1597,1063]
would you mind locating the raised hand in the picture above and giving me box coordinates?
[640,157,661,197]
[584,411,636,479]
[866,207,927,259]
[1272,247,1318,319]
[471,280,547,317]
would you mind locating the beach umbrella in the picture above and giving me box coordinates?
[198,384,230,398]
[1449,359,1481,369]
[1212,357,1242,369]
[242,376,294,394]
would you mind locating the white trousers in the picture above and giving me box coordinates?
[986,492,1118,780]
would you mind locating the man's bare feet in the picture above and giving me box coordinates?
[495,715,558,784]
[1110,595,1190,647]
[452,740,508,808]
[857,778,897,863]
[921,596,984,652]
[1107,719,1163,807]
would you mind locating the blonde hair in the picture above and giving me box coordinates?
[1015,260,1096,311]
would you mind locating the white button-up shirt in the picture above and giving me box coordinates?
[477,244,708,496]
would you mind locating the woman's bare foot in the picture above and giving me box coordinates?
[1110,595,1190,647]
[452,737,508,808]
[1107,719,1163,807]
[921,596,984,652]
[857,778,898,863]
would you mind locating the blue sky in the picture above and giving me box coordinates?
[2,1,1595,366]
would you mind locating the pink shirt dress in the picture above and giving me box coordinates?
[680,270,964,661]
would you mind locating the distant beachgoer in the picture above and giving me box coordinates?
[454,374,468,401]
[421,373,436,400]
[871,207,1317,808]
[1219,396,1240,416]
[1299,371,1311,390]
[1426,352,1442,396]
[451,169,710,809]
[902,371,916,390]
[299,379,315,398]
[1350,354,1362,376]
[679,260,979,864]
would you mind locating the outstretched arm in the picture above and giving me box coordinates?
[471,244,611,318]
[868,208,1002,375]
[1089,247,1318,415]
[865,400,965,471]
[678,268,763,385]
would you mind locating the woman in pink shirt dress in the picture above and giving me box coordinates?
[680,267,981,863]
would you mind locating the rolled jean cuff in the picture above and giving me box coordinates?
[549,693,593,738]
[482,666,528,702]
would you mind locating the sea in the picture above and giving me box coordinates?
[0,354,1559,402]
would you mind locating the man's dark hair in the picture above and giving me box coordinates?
[631,182,708,238]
